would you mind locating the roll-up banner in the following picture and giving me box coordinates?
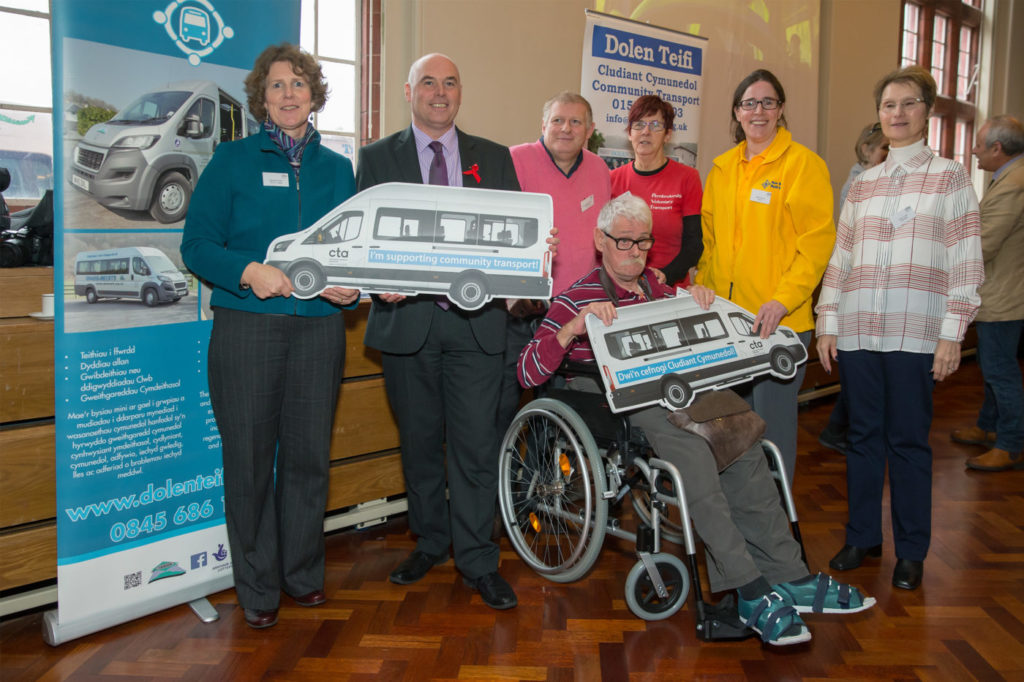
[581,9,707,170]
[45,0,298,645]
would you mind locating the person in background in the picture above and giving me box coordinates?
[181,43,359,629]
[691,69,835,485]
[839,123,889,208]
[355,53,520,610]
[510,91,611,296]
[498,92,611,427]
[951,115,1024,472]
[519,193,875,648]
[816,66,983,590]
[610,94,703,288]
[818,122,889,456]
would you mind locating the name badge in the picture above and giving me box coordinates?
[750,188,771,205]
[262,172,289,187]
[890,205,915,227]
[580,194,594,212]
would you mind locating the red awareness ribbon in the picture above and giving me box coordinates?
[462,163,481,184]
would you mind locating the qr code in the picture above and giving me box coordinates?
[123,571,142,590]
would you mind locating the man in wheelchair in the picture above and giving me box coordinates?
[517,193,875,646]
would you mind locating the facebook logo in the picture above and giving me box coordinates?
[190,551,208,569]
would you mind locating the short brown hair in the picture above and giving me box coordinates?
[854,122,888,165]
[244,43,328,122]
[730,69,788,144]
[626,95,675,134]
[873,65,936,114]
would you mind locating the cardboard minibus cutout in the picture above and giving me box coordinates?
[585,293,808,412]
[264,182,554,311]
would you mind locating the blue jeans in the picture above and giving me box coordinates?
[976,320,1024,453]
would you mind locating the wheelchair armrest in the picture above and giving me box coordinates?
[557,359,602,381]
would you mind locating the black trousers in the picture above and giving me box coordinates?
[380,308,504,579]
[208,308,346,610]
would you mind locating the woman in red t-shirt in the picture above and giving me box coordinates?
[610,95,703,288]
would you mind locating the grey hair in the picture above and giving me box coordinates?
[984,115,1024,157]
[541,91,593,126]
[597,193,652,234]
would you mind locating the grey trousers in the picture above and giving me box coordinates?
[737,330,812,486]
[208,308,346,611]
[572,378,807,592]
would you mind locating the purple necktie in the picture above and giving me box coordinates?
[428,141,450,310]
[428,140,448,186]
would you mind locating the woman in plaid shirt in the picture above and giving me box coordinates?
[815,66,984,591]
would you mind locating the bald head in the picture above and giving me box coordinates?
[405,53,462,138]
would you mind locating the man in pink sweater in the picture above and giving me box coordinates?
[498,92,612,429]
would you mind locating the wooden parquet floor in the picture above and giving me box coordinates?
[2,358,1023,681]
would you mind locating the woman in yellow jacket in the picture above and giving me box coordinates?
[690,69,835,484]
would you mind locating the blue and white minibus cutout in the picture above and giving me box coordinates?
[585,294,808,413]
[265,183,554,311]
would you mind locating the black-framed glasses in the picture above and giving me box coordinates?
[630,120,665,132]
[737,97,781,111]
[605,234,655,251]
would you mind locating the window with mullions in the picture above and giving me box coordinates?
[899,0,982,169]
[300,0,360,162]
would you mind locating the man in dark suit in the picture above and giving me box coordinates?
[355,53,519,609]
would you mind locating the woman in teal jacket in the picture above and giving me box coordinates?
[181,43,357,630]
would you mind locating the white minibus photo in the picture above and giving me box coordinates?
[586,294,808,412]
[74,246,188,306]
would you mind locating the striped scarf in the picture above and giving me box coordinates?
[264,121,316,173]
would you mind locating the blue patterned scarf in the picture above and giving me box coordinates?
[264,120,316,170]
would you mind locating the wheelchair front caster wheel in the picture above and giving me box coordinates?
[624,553,689,620]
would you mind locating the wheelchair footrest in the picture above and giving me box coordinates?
[695,594,757,641]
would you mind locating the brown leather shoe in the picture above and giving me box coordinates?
[292,589,326,607]
[243,608,279,629]
[951,426,997,446]
[966,448,1024,472]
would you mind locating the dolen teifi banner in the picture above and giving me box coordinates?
[581,9,707,170]
[44,0,298,645]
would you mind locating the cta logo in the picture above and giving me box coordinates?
[153,0,235,67]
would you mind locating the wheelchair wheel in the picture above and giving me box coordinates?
[499,398,608,583]
[624,553,689,621]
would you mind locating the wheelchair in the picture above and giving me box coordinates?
[497,364,805,639]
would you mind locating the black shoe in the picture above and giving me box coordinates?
[892,559,923,590]
[829,544,882,571]
[389,550,449,585]
[818,425,849,455]
[464,571,517,610]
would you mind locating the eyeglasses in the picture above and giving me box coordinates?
[879,98,924,113]
[605,234,655,251]
[630,120,665,132]
[737,97,781,111]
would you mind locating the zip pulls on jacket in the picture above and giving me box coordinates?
[291,160,302,233]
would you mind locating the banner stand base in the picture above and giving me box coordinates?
[189,597,219,623]
[41,575,233,646]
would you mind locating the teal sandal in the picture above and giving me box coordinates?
[773,573,876,614]
[738,591,812,646]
